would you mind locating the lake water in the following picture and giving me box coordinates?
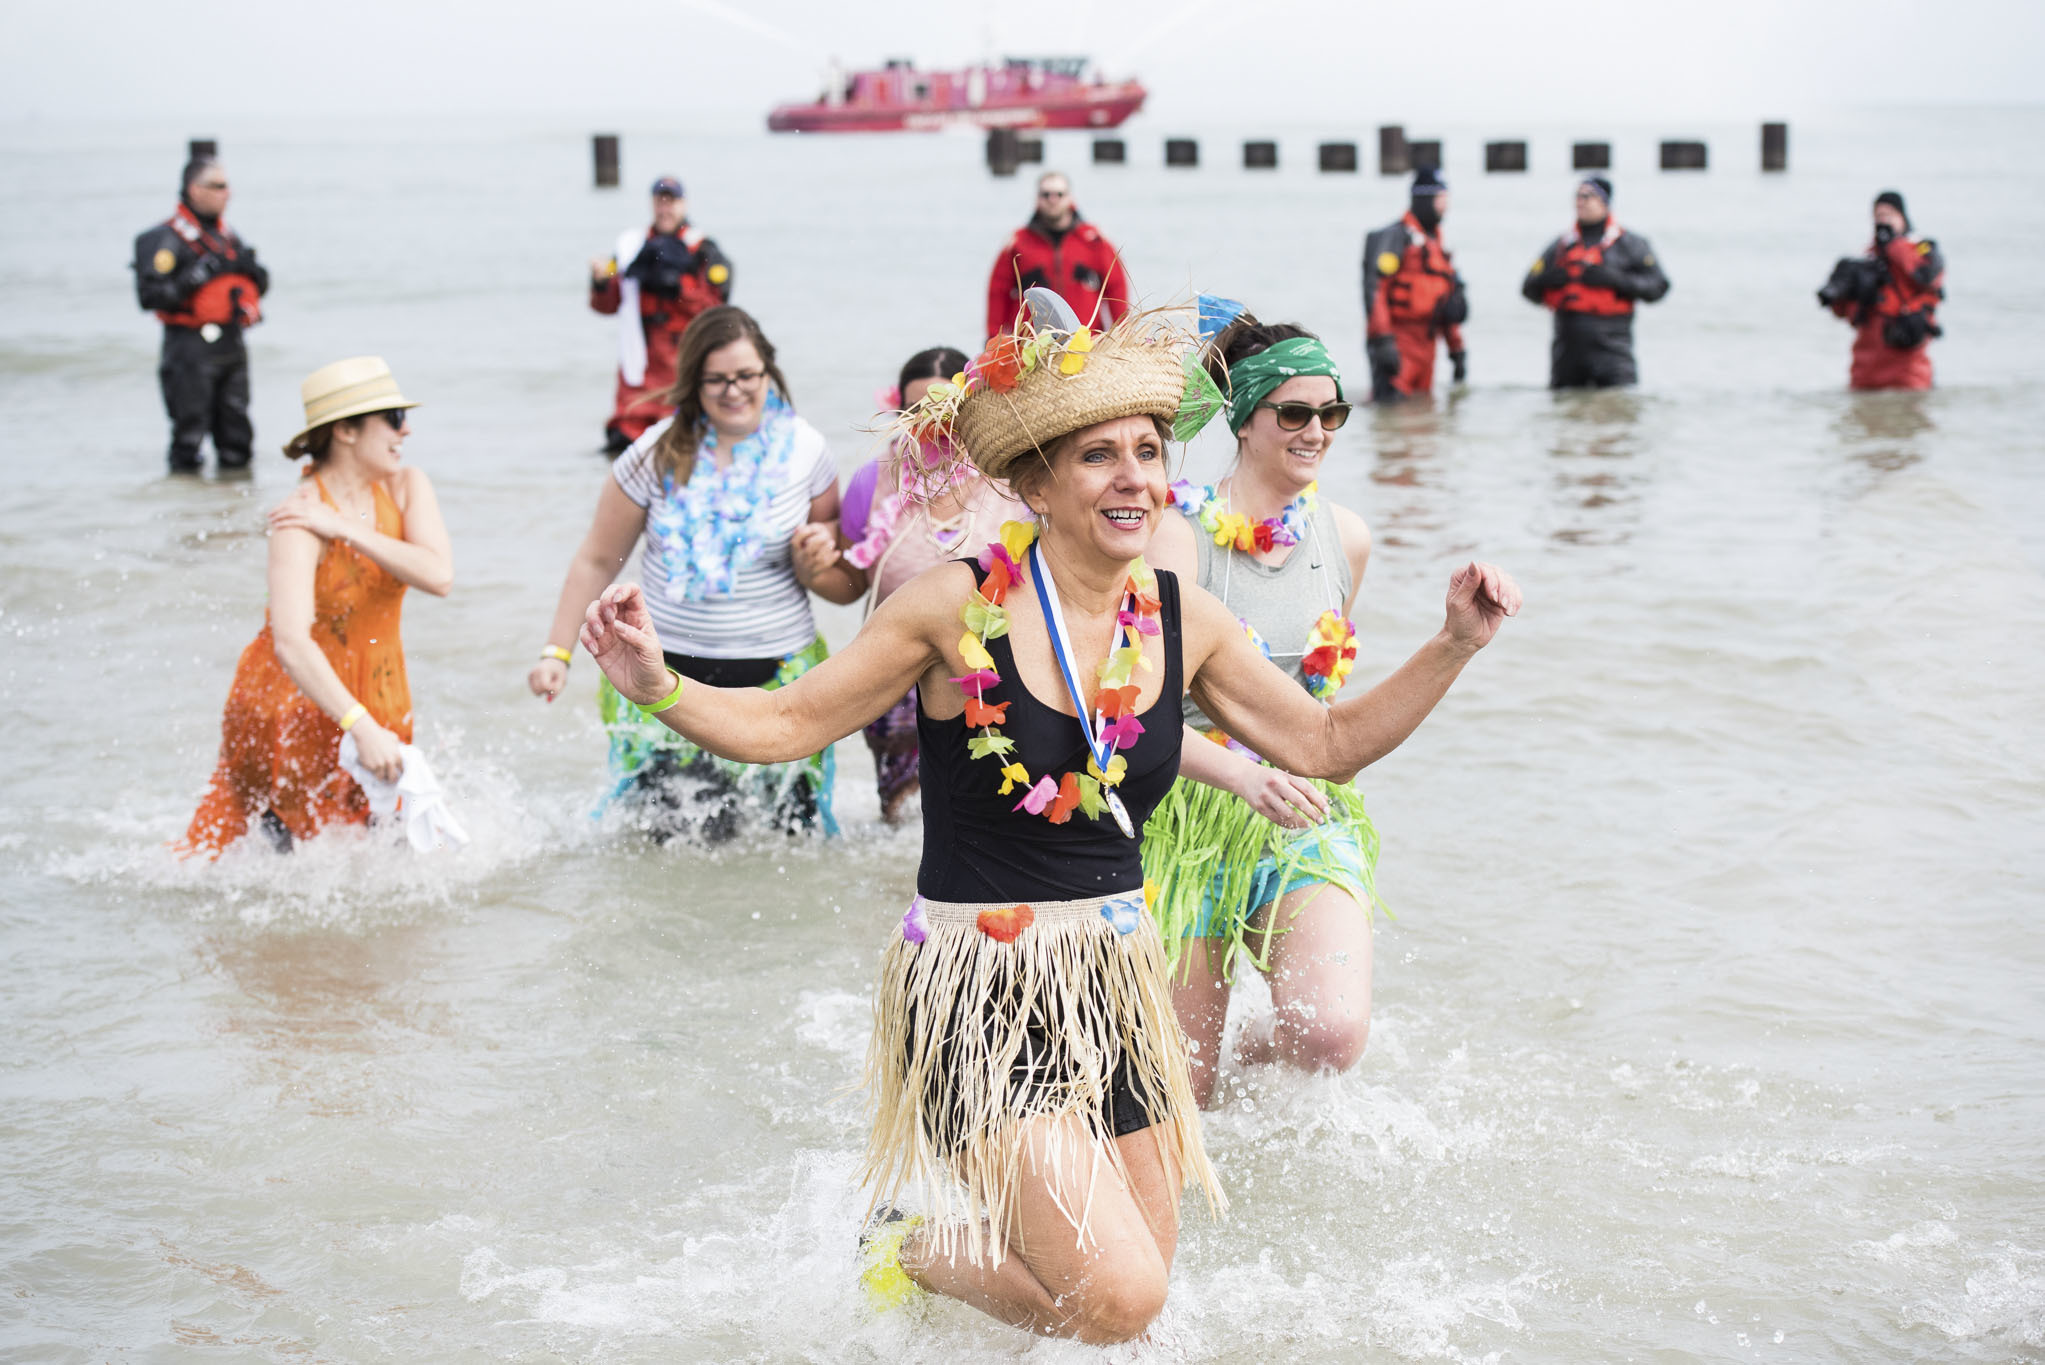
[2,107,2042,1361]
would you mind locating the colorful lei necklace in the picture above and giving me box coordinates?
[952,520,1160,827]
[643,394,799,602]
[1167,478,1317,554]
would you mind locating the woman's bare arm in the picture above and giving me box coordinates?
[266,468,454,596]
[1185,562,1519,781]
[581,562,973,763]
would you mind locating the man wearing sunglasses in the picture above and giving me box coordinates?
[1363,164,1469,402]
[590,175,734,454]
[984,171,1131,343]
[1521,175,1669,389]
[132,156,269,473]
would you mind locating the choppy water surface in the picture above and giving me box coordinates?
[3,109,2043,1361]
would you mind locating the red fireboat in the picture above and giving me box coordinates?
[768,57,1145,133]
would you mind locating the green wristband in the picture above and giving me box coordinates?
[643,668,685,713]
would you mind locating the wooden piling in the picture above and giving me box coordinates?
[1762,122,1788,172]
[1378,125,1408,175]
[1408,140,1442,170]
[1573,142,1611,170]
[1485,141,1527,172]
[1093,138,1125,165]
[1318,141,1358,173]
[1165,138,1199,168]
[986,128,1021,177]
[1660,140,1707,170]
[1017,136,1044,164]
[593,134,620,188]
[187,139,217,161]
[1243,140,1278,169]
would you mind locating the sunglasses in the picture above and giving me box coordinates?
[1258,400,1351,432]
[377,408,409,431]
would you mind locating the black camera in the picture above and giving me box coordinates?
[1817,256,1883,311]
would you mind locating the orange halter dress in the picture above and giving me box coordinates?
[179,477,413,857]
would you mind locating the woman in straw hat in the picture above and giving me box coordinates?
[180,357,451,857]
[528,305,856,838]
[577,293,1519,1342]
[1144,307,1385,1106]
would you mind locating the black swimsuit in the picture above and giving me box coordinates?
[915,561,1184,902]
[911,559,1186,1139]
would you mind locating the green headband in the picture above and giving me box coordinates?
[1225,336,1343,434]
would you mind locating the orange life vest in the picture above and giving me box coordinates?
[156,206,263,329]
[1381,212,1458,323]
[1552,221,1632,318]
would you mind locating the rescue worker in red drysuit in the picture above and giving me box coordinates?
[1364,164,1468,401]
[1819,190,1944,391]
[589,176,733,454]
[132,157,269,473]
[1522,175,1669,389]
[984,170,1132,343]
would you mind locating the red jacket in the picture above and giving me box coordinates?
[1365,211,1465,351]
[590,224,731,336]
[1832,233,1943,391]
[986,212,1130,342]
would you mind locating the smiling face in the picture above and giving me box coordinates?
[698,337,769,439]
[1239,375,1339,492]
[327,409,409,478]
[1019,414,1169,566]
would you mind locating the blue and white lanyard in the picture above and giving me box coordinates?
[1029,541,1138,838]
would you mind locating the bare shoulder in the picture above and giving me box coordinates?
[389,465,435,507]
[1329,500,1373,552]
[876,558,978,629]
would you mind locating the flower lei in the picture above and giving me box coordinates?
[1167,479,1317,554]
[643,395,799,601]
[1301,609,1359,699]
[953,520,1160,827]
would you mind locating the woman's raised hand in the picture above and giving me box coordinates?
[1444,561,1522,653]
[579,583,672,704]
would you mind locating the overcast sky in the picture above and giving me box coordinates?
[6,0,2042,127]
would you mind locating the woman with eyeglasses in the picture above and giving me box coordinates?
[529,305,857,837]
[180,356,452,857]
[1141,313,1386,1105]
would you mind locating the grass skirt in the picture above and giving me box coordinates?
[595,634,837,835]
[862,891,1225,1266]
[1141,773,1381,982]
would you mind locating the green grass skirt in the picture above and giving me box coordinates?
[1140,772,1382,982]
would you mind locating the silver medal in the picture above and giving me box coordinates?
[1105,789,1136,840]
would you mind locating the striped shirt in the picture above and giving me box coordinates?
[613,415,838,660]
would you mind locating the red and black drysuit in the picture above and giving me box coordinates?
[1823,231,1944,391]
[1364,211,1467,400]
[1522,219,1669,389]
[132,202,268,470]
[985,211,1131,344]
[591,224,732,450]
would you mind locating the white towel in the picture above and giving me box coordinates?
[614,227,648,388]
[338,733,471,852]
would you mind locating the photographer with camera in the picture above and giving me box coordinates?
[1521,175,1669,389]
[1364,165,1468,402]
[132,157,269,474]
[590,176,734,454]
[1821,190,1944,391]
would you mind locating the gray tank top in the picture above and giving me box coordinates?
[1181,492,1353,730]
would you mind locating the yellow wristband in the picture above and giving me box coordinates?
[338,703,368,732]
[643,668,685,713]
[540,644,573,664]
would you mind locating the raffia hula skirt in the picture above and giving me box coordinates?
[861,889,1226,1265]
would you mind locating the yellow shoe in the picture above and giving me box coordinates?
[856,1208,926,1312]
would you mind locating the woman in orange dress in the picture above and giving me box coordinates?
[180,356,453,857]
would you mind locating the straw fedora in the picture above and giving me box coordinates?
[282,356,421,453]
[957,340,1185,484]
